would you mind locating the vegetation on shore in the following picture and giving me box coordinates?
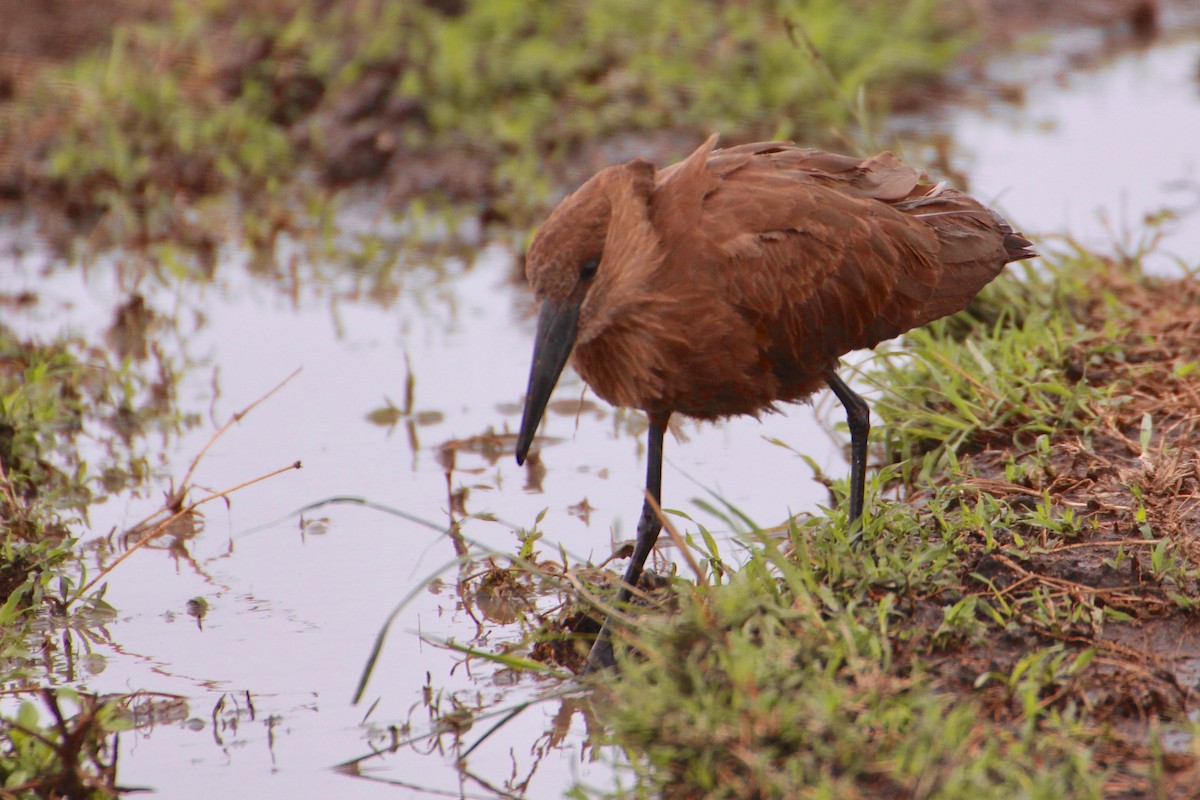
[0,0,968,259]
[0,321,179,797]
[571,248,1200,798]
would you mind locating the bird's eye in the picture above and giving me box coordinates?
[580,258,600,280]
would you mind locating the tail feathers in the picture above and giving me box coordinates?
[919,211,1034,324]
[1003,231,1036,263]
[992,210,1036,263]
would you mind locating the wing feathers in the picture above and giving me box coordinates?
[649,140,1029,407]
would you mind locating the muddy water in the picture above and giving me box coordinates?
[4,33,1200,800]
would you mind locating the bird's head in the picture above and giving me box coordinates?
[515,157,660,465]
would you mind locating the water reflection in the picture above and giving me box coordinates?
[344,682,608,799]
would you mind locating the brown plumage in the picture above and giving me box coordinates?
[515,135,1034,671]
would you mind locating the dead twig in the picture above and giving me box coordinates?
[74,370,304,601]
[77,461,301,599]
[179,367,302,495]
[115,368,302,536]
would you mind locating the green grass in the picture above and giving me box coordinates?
[0,324,185,516]
[3,0,972,258]
[570,248,1200,798]
[867,254,1118,472]
[396,0,965,213]
[0,689,128,798]
[602,538,1101,799]
[0,339,134,797]
[0,324,183,796]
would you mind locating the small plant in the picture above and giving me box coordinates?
[0,325,185,517]
[975,647,1096,735]
[0,689,129,799]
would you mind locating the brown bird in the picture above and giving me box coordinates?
[515,135,1033,671]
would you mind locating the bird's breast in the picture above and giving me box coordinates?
[571,302,833,421]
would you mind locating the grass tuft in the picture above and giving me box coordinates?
[569,246,1200,798]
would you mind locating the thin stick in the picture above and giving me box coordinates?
[178,367,303,500]
[77,461,302,598]
[1047,538,1162,553]
[113,368,304,536]
[648,493,706,585]
[0,457,19,510]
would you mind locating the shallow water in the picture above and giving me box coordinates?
[4,29,1200,800]
[947,37,1200,273]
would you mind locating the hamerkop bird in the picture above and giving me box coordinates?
[515,135,1033,671]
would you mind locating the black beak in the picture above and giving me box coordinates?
[516,298,580,465]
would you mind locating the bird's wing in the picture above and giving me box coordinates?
[653,145,1014,366]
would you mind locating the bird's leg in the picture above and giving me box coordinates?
[825,370,869,526]
[584,415,666,673]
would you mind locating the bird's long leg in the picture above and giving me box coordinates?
[825,370,869,525]
[584,415,667,673]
